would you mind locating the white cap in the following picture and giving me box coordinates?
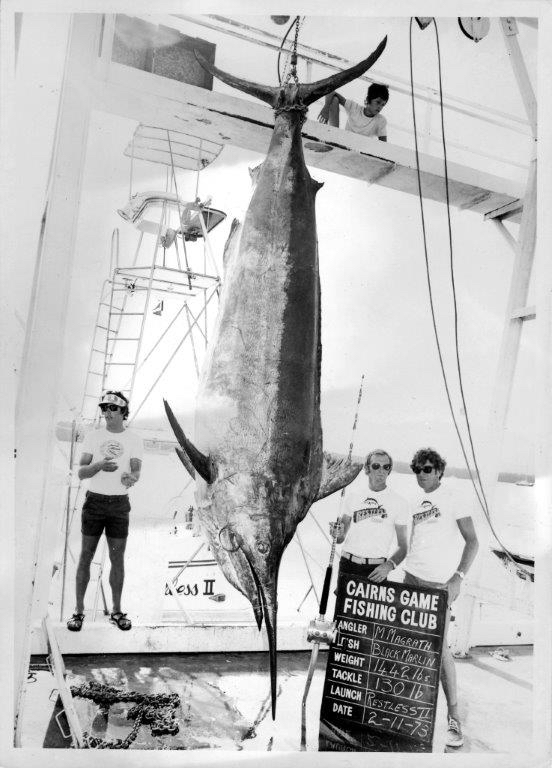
[99,392,128,408]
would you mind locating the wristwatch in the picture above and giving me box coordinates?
[454,570,465,580]
[387,558,397,570]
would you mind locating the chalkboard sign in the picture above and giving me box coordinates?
[319,566,447,752]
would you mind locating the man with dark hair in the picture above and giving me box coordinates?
[318,82,389,141]
[67,391,142,632]
[330,449,408,584]
[403,447,479,748]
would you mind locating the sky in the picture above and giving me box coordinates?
[10,11,538,476]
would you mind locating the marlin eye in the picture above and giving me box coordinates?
[257,541,269,555]
[219,526,241,552]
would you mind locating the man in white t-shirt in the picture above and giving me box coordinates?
[317,82,389,141]
[66,391,143,633]
[402,448,479,749]
[330,449,408,584]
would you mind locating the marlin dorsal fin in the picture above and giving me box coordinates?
[164,399,215,484]
[223,217,242,273]
[315,451,363,502]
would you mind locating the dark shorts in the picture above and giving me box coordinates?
[337,556,383,581]
[81,491,131,539]
[403,571,450,602]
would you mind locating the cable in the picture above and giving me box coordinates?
[408,19,483,508]
[432,22,532,576]
[433,25,489,509]
[408,19,531,577]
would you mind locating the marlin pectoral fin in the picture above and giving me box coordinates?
[314,452,363,501]
[175,447,195,479]
[164,399,215,484]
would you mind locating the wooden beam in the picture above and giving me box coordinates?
[451,156,536,658]
[485,198,524,221]
[511,305,536,320]
[88,59,523,219]
[14,13,99,745]
[492,219,518,254]
[501,17,537,136]
[486,156,537,460]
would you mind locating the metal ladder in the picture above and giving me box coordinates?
[80,229,153,422]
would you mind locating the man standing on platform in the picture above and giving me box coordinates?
[402,447,479,749]
[330,449,408,583]
[67,391,143,633]
[317,82,389,141]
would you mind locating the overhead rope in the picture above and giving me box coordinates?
[409,18,532,579]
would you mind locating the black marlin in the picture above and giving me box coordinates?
[164,36,387,717]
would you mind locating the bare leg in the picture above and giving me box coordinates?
[440,608,460,721]
[106,536,127,614]
[440,645,459,720]
[75,534,101,613]
[327,95,340,128]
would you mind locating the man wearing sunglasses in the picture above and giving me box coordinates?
[403,447,479,749]
[67,391,143,633]
[330,449,408,585]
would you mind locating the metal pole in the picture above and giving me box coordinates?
[60,419,77,621]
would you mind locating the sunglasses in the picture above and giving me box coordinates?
[370,463,391,471]
[413,465,435,474]
[100,404,121,412]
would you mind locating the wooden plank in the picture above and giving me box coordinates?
[89,60,523,219]
[511,305,536,320]
[485,198,524,220]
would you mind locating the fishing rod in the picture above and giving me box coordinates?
[300,374,365,750]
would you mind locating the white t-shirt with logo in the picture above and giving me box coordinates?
[342,485,409,559]
[403,483,471,583]
[344,99,387,138]
[80,427,143,496]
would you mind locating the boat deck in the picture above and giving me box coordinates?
[22,644,533,754]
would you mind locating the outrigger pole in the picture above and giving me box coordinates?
[300,375,364,750]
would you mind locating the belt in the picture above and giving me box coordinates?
[342,552,386,566]
[86,491,129,501]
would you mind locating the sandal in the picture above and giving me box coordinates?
[110,612,132,631]
[67,613,85,632]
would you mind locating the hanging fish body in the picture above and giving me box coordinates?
[164,37,387,716]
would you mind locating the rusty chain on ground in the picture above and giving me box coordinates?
[70,680,180,749]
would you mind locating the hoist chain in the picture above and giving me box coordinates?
[282,16,304,85]
[70,681,180,749]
